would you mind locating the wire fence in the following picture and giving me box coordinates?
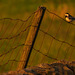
[0,7,75,73]
[27,8,75,67]
[0,12,35,72]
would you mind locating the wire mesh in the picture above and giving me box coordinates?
[0,12,35,72]
[27,9,75,67]
[0,8,75,73]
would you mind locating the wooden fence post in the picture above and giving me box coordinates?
[17,6,46,70]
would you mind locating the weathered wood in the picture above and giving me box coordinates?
[17,6,46,70]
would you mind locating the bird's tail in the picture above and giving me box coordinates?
[73,17,75,20]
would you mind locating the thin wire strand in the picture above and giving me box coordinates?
[0,21,24,62]
[56,24,71,59]
[9,22,27,70]
[33,48,58,60]
[0,21,19,70]
[40,14,55,63]
[39,29,75,48]
[0,20,12,50]
[0,25,31,40]
[64,35,75,60]
[0,19,5,33]
[3,22,26,71]
[68,48,74,61]
[46,9,75,26]
[3,22,25,71]
[0,11,36,23]
[48,21,62,62]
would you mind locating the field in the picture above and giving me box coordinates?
[0,0,75,73]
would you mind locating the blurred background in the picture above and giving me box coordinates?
[0,0,75,19]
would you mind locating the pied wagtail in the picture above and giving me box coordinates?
[65,13,75,22]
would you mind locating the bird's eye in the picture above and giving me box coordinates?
[65,16,67,17]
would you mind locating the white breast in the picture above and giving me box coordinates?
[66,17,72,22]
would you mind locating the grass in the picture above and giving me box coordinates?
[0,0,75,73]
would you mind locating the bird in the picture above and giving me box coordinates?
[65,13,75,23]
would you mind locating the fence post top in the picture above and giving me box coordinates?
[39,6,46,10]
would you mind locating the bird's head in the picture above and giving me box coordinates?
[65,13,70,18]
